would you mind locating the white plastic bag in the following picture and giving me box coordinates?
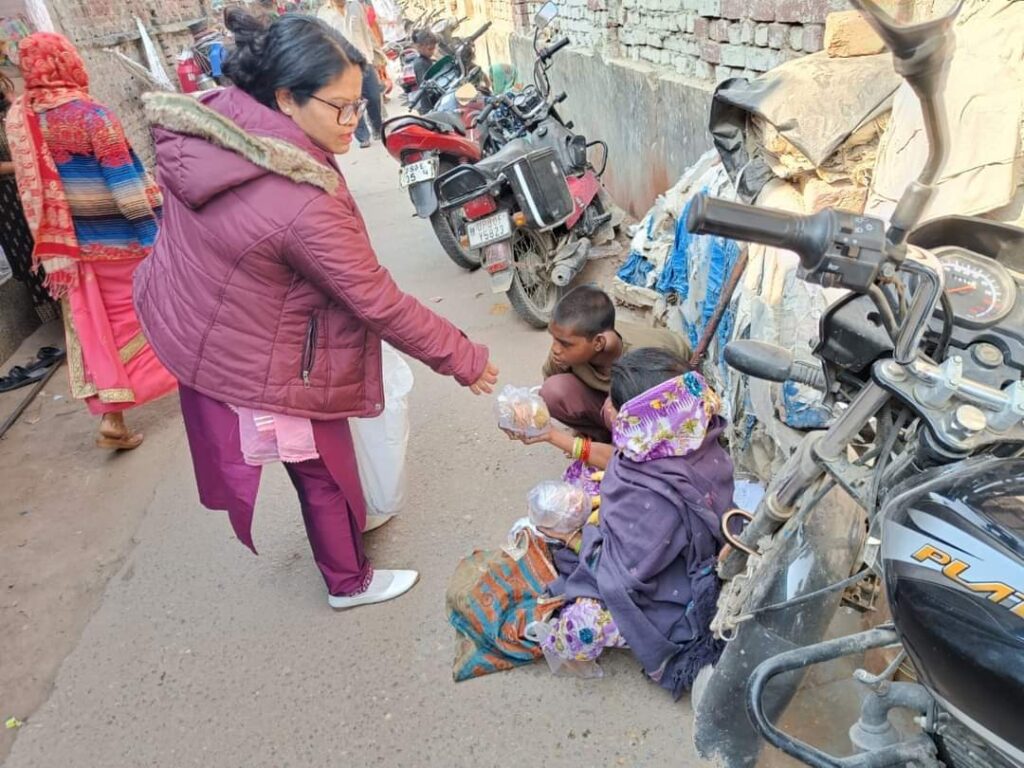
[495,385,551,438]
[351,343,414,515]
[527,480,590,534]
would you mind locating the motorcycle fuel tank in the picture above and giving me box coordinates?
[880,458,1024,766]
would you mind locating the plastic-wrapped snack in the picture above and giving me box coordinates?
[527,480,590,534]
[496,385,551,438]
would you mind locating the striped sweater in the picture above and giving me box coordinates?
[40,99,162,258]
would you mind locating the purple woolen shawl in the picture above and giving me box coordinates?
[552,373,735,697]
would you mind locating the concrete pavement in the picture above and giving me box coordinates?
[3,143,706,768]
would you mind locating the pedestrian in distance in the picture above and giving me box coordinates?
[411,29,438,85]
[7,33,176,449]
[134,10,498,610]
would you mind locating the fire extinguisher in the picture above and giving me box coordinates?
[176,51,202,94]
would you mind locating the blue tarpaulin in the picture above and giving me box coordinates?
[618,192,741,383]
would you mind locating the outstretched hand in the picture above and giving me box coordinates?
[501,427,552,445]
[470,361,499,395]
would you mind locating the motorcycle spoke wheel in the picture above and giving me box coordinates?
[429,160,481,271]
[507,229,560,329]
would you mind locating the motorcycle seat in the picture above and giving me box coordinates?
[423,111,468,135]
[385,111,467,136]
[471,137,533,180]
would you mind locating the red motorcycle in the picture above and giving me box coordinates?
[381,23,493,271]
[382,106,486,270]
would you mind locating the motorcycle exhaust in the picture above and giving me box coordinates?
[550,238,590,286]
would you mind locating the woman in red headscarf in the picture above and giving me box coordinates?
[6,33,175,450]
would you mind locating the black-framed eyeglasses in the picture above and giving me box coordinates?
[308,95,368,125]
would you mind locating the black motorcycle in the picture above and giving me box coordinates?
[407,22,491,115]
[432,1,617,328]
[687,1,1024,767]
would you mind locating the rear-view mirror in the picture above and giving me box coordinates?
[534,1,558,30]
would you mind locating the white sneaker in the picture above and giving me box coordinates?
[327,569,419,610]
[363,513,396,533]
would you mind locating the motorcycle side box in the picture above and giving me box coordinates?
[880,457,1024,765]
[502,147,573,230]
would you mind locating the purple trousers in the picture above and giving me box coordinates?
[179,385,373,597]
[540,373,612,442]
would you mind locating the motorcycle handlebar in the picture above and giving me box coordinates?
[409,88,427,109]
[540,36,570,60]
[686,194,836,272]
[473,95,502,127]
[468,21,492,42]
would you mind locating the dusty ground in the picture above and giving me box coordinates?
[0,141,865,768]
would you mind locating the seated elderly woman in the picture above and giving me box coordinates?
[536,347,735,697]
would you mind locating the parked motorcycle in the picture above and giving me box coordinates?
[685,2,1024,767]
[431,2,616,328]
[382,23,495,271]
[407,21,491,114]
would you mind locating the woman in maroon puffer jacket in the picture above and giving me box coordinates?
[133,10,497,610]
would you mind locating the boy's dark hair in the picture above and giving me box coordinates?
[412,29,438,46]
[551,285,615,339]
[610,348,692,409]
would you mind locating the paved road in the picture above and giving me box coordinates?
[3,144,703,768]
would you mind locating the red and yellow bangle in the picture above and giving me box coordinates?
[571,436,593,463]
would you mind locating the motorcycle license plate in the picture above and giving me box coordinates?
[399,158,438,188]
[467,212,512,249]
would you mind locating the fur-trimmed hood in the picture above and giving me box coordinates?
[143,88,340,209]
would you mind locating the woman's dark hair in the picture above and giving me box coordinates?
[610,347,692,409]
[222,9,366,109]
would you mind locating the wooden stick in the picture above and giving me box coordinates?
[689,250,749,368]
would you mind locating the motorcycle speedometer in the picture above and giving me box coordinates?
[937,246,1017,329]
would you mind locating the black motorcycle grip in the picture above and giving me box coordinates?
[473,98,499,126]
[469,21,492,41]
[686,194,835,270]
[541,37,571,60]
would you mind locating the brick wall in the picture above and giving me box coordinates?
[532,0,850,83]
[45,0,209,164]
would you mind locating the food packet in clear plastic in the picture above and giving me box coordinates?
[527,480,590,534]
[495,385,551,438]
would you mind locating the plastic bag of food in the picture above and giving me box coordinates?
[527,480,590,534]
[495,385,551,438]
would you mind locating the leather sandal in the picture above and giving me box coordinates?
[0,347,66,393]
[0,365,50,393]
[25,346,65,373]
[96,425,145,451]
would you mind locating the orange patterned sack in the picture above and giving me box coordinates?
[446,529,564,681]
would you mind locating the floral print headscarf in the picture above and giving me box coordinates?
[611,371,722,463]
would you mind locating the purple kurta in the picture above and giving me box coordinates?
[178,385,372,595]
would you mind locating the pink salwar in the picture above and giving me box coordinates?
[63,259,177,414]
